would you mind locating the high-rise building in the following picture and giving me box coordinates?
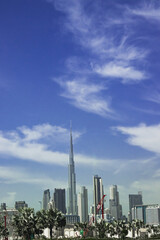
[132,204,159,224]
[67,124,77,215]
[54,188,66,214]
[129,192,143,221]
[43,189,50,210]
[78,186,88,223]
[146,205,160,225]
[93,175,104,219]
[109,185,122,220]
[15,201,28,210]
[1,203,6,210]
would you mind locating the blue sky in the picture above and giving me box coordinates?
[0,0,160,215]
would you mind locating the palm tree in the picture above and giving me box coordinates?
[35,209,48,237]
[45,208,66,239]
[96,220,108,238]
[116,220,128,240]
[12,208,36,240]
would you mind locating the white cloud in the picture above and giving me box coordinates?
[114,123,160,154]
[0,166,67,189]
[0,124,153,175]
[52,0,147,83]
[94,62,146,83]
[0,124,127,170]
[0,123,81,166]
[146,91,160,105]
[54,78,114,118]
[17,123,81,142]
[131,4,160,21]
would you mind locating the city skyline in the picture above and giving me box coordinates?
[0,0,160,215]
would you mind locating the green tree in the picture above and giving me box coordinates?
[45,208,66,239]
[0,216,9,239]
[96,220,108,238]
[12,208,36,240]
[74,222,89,237]
[35,209,48,237]
[116,220,128,240]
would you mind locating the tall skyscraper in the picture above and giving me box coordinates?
[67,124,77,215]
[109,185,122,220]
[93,175,104,218]
[54,188,66,214]
[129,192,143,220]
[43,189,50,210]
[78,186,88,223]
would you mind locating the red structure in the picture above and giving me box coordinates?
[96,194,106,219]
[83,194,106,237]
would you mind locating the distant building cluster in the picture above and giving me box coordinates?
[41,126,160,226]
[1,126,160,227]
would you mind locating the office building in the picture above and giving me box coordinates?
[1,203,6,210]
[67,125,77,215]
[93,175,104,219]
[129,192,143,221]
[54,188,66,214]
[15,201,28,210]
[146,205,160,225]
[65,215,80,224]
[132,204,159,224]
[43,189,50,210]
[109,185,122,220]
[78,186,88,223]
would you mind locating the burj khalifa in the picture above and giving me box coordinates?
[67,125,77,215]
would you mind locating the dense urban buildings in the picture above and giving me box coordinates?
[146,205,160,225]
[78,186,88,223]
[67,125,77,215]
[43,189,50,210]
[15,201,28,210]
[109,185,122,220]
[132,204,160,225]
[2,127,160,229]
[129,192,143,221]
[93,175,104,219]
[54,188,66,214]
[1,203,6,210]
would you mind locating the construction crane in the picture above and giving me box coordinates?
[83,194,106,237]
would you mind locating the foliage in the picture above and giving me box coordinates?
[12,207,66,240]
[74,222,94,237]
[0,216,9,239]
[12,208,37,240]
[96,220,109,238]
[45,208,66,239]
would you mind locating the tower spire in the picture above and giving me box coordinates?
[67,121,77,215]
[69,120,73,164]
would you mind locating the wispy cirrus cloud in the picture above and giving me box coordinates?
[52,0,147,82]
[0,165,67,188]
[54,78,114,118]
[114,123,160,154]
[146,91,160,105]
[131,3,160,21]
[94,61,146,83]
[46,0,150,118]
